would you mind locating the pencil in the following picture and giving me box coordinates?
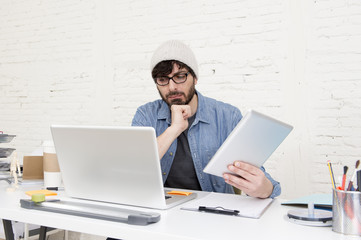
[327,161,336,189]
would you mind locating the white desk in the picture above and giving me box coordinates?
[0,182,359,240]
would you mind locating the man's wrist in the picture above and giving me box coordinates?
[261,180,274,199]
[167,125,184,139]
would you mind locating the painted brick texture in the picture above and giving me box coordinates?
[1,0,360,198]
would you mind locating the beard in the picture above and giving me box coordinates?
[158,82,196,106]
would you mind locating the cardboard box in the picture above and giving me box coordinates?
[22,156,44,180]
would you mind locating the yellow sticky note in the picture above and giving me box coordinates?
[167,190,193,196]
[25,189,57,197]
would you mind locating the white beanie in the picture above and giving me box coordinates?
[150,40,199,78]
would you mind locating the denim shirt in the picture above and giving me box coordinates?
[132,91,281,198]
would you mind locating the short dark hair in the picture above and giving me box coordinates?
[152,60,196,81]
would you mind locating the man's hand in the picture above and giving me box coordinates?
[169,105,192,136]
[156,104,192,159]
[223,161,273,198]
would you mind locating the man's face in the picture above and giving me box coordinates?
[156,64,197,106]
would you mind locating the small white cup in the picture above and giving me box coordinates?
[43,141,62,188]
[43,172,62,188]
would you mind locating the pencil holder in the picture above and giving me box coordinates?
[332,188,361,236]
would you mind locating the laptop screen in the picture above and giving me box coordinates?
[51,125,169,209]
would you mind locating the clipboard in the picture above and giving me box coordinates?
[181,192,273,219]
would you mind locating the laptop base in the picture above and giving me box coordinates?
[20,199,161,226]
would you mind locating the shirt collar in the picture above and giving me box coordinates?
[157,90,211,125]
[195,91,211,124]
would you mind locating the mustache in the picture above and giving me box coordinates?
[166,91,185,98]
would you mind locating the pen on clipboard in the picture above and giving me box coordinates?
[46,187,64,191]
[181,206,240,216]
[198,206,240,216]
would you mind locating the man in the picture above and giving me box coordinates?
[132,40,280,198]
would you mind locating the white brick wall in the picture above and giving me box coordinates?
[1,0,361,199]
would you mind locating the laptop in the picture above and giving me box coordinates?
[50,125,196,209]
[203,110,293,177]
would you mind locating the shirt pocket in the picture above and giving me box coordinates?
[205,146,217,158]
[209,174,227,191]
[204,145,219,167]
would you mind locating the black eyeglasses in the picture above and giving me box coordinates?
[154,72,190,86]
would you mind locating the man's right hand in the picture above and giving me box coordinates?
[156,104,192,159]
[169,104,192,135]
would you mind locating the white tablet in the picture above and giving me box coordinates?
[203,110,293,178]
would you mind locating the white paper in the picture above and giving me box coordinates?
[181,192,273,219]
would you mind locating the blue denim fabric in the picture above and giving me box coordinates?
[132,91,281,198]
